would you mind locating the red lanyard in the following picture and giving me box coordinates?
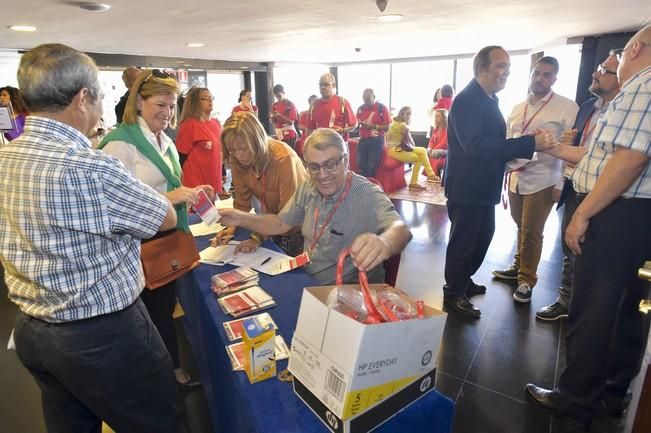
[310,172,352,251]
[579,111,596,148]
[521,93,554,134]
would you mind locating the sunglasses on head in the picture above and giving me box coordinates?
[138,69,176,93]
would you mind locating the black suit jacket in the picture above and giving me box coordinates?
[444,79,535,206]
[557,97,598,207]
[115,90,130,124]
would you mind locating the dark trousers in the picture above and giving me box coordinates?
[141,279,181,368]
[444,202,496,297]
[356,136,384,178]
[14,299,185,433]
[558,187,578,308]
[558,196,651,416]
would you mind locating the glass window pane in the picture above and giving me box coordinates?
[391,60,455,132]
[207,72,245,123]
[543,44,582,102]
[273,63,330,113]
[337,63,391,112]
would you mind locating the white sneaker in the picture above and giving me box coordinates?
[513,282,532,303]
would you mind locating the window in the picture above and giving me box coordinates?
[273,63,330,114]
[391,60,455,132]
[543,44,582,101]
[98,69,128,128]
[207,72,245,123]
[337,63,391,113]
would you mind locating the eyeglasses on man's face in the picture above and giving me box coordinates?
[597,64,617,76]
[609,48,627,62]
[306,154,345,175]
[318,82,334,88]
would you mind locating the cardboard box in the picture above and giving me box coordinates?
[242,316,276,383]
[289,285,447,426]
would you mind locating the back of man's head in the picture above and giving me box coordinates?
[18,43,100,113]
[122,66,140,89]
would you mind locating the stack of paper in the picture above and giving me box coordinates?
[211,267,259,297]
[223,312,277,341]
[226,335,290,371]
[218,286,276,318]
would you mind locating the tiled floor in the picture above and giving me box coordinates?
[0,198,636,432]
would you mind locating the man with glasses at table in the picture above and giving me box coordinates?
[535,54,621,322]
[526,26,651,430]
[219,128,412,284]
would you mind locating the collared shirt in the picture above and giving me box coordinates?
[0,116,169,323]
[101,117,176,194]
[278,172,401,284]
[506,91,579,194]
[572,65,651,198]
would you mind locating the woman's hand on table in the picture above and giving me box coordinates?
[211,226,236,247]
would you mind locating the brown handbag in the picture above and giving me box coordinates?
[141,229,200,290]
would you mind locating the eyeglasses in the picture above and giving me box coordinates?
[200,96,215,101]
[138,69,176,93]
[597,64,617,76]
[306,155,345,175]
[318,82,334,88]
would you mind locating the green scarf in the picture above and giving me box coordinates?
[98,123,189,232]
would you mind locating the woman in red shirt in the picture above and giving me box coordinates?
[427,108,449,177]
[232,89,258,116]
[176,87,224,194]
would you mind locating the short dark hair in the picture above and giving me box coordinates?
[473,45,503,77]
[273,84,284,94]
[535,56,560,74]
[238,89,251,102]
[440,84,454,98]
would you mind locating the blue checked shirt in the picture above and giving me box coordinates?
[0,117,169,322]
[572,65,651,198]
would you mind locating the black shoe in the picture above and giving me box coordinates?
[443,295,481,318]
[492,265,519,280]
[467,280,487,297]
[536,301,569,321]
[600,392,632,418]
[525,384,591,430]
[178,377,202,390]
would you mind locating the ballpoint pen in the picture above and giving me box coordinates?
[260,257,272,266]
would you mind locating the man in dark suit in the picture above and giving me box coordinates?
[536,55,621,321]
[114,66,140,124]
[442,45,555,318]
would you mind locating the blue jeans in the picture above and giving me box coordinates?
[14,299,185,433]
[356,136,384,178]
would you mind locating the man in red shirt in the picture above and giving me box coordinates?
[356,88,391,177]
[270,84,298,149]
[307,73,357,141]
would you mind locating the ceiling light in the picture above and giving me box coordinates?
[186,43,204,48]
[78,2,111,12]
[240,66,249,69]
[8,25,37,32]
[377,14,403,22]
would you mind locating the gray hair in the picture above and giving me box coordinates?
[18,43,101,112]
[473,45,504,77]
[303,128,348,156]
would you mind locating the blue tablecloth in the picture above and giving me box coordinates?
[178,221,454,433]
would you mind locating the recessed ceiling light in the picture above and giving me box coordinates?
[240,66,249,69]
[377,14,403,22]
[78,2,111,12]
[186,43,204,48]
[8,25,37,32]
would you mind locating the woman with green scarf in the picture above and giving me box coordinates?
[99,69,210,389]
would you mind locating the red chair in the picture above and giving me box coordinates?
[375,146,407,194]
[295,138,305,158]
[346,138,360,173]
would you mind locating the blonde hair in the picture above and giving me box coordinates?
[122,69,181,127]
[179,87,210,123]
[221,111,271,173]
[434,108,448,128]
[394,106,411,122]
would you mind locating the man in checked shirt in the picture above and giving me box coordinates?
[526,25,651,430]
[0,44,185,433]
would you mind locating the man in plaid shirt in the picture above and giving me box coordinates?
[526,26,651,429]
[0,44,183,432]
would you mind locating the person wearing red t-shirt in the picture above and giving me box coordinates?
[176,87,224,193]
[270,84,299,149]
[427,108,449,177]
[298,94,317,138]
[232,89,258,116]
[355,88,391,177]
[307,73,357,141]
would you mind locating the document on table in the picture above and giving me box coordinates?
[199,244,292,275]
[189,221,225,237]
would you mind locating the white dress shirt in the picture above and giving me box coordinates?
[506,91,579,194]
[101,117,176,194]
